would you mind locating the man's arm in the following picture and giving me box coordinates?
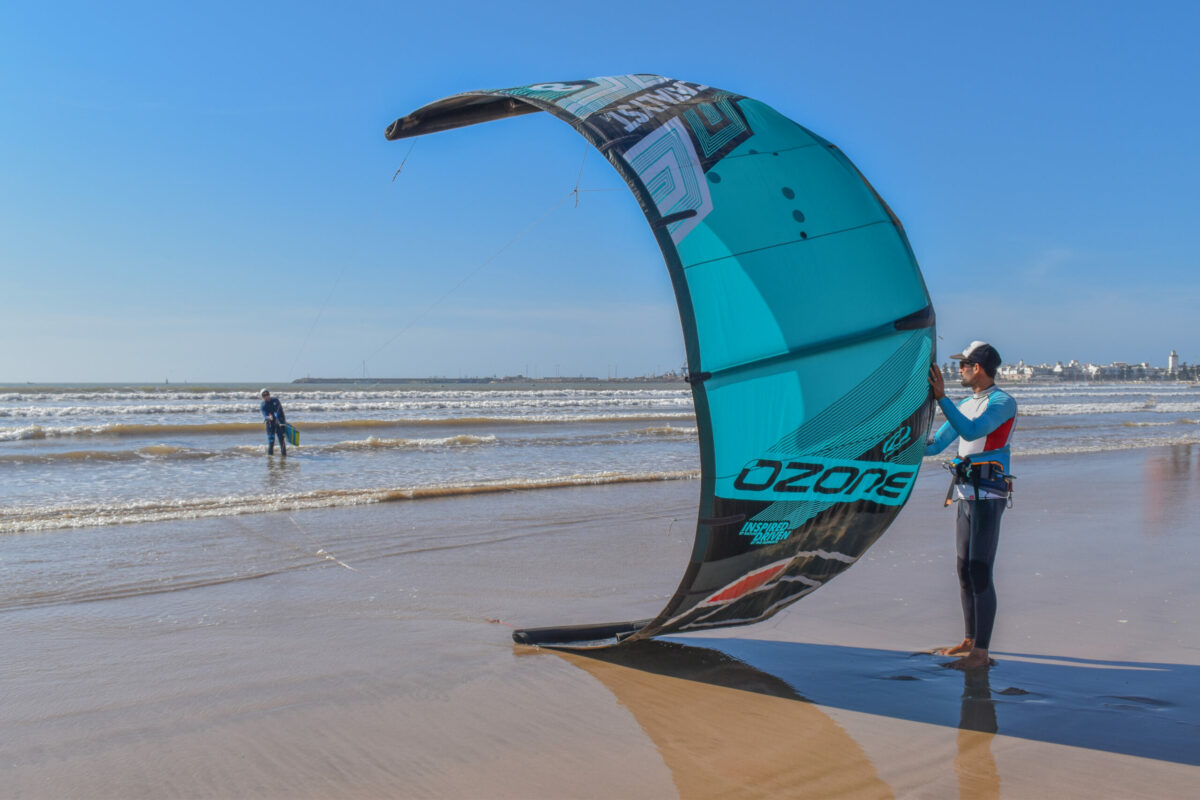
[925,420,957,456]
[924,364,956,455]
[936,393,1016,442]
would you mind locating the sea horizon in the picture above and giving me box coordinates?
[3,369,1199,389]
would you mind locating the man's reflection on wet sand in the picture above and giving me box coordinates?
[956,667,999,800]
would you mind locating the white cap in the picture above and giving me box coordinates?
[260,388,270,396]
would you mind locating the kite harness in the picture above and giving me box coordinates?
[943,457,1014,508]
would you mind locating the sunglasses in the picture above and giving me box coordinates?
[958,361,977,370]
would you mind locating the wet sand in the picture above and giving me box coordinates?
[1,446,1198,798]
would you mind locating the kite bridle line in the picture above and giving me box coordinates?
[227,510,369,579]
[360,139,634,380]
[360,188,577,373]
[297,140,630,390]
[286,140,420,381]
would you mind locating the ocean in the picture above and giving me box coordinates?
[2,380,1198,535]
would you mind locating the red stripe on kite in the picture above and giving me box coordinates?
[703,561,789,605]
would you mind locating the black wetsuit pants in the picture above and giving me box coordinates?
[266,420,287,455]
[955,498,1004,650]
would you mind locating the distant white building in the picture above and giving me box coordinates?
[997,360,1035,381]
[988,353,1187,382]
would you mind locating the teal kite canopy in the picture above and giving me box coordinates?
[387,75,936,647]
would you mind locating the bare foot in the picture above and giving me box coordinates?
[933,637,974,656]
[946,648,993,670]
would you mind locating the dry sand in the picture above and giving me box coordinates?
[1,446,1198,798]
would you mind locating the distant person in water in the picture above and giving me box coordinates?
[260,388,287,457]
[926,342,1017,669]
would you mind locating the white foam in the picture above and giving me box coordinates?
[0,424,47,441]
[0,470,700,534]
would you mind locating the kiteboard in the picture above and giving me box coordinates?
[284,423,300,447]
[387,75,937,648]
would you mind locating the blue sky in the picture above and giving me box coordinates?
[2,1,1196,382]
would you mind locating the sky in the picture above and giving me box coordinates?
[2,0,1197,382]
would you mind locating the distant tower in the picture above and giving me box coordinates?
[1169,349,1179,373]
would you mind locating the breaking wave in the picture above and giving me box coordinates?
[0,470,700,534]
[0,413,695,441]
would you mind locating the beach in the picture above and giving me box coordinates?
[2,444,1198,798]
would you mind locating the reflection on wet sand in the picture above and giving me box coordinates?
[1143,443,1199,533]
[558,641,1008,799]
[558,641,891,798]
[549,637,1199,797]
[955,669,999,800]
